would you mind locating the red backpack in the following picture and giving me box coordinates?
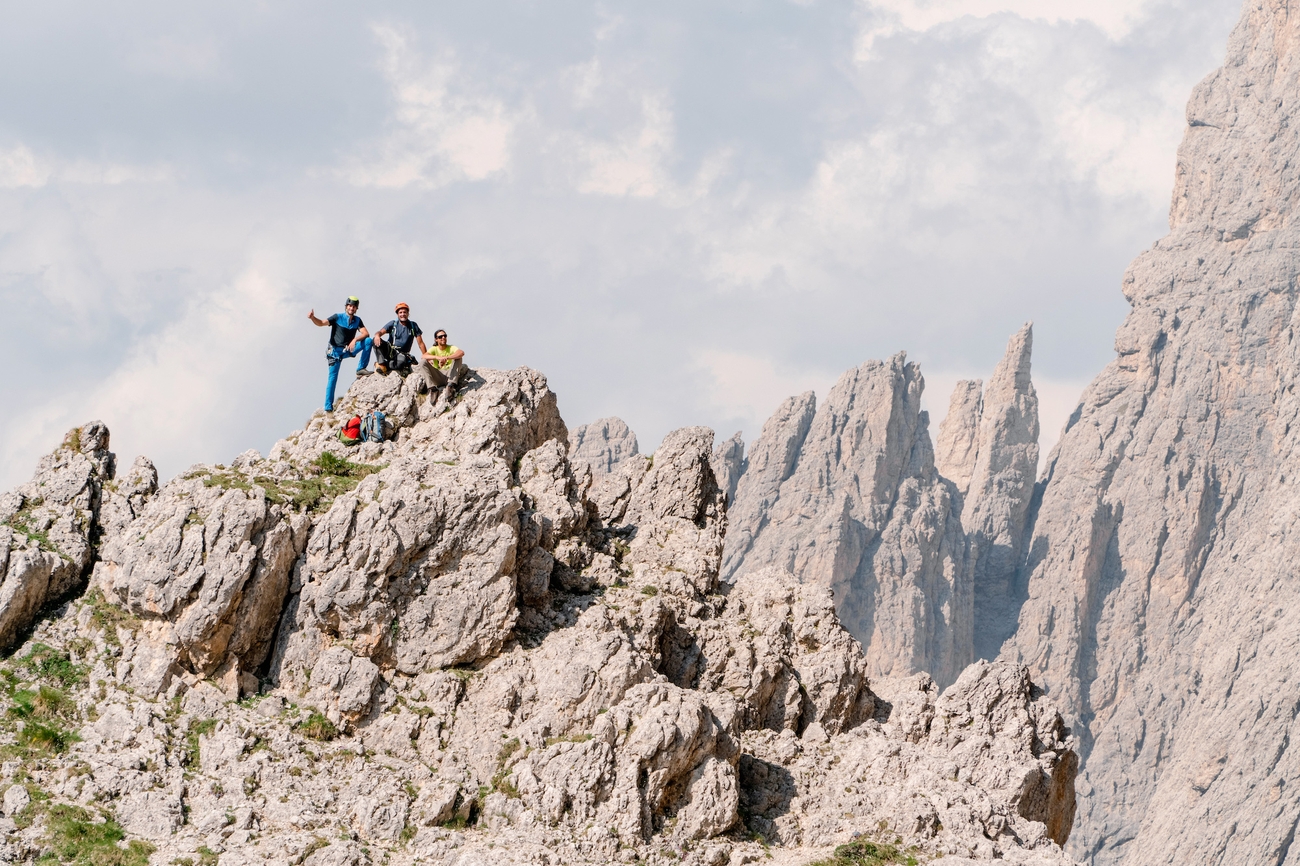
[339,415,362,445]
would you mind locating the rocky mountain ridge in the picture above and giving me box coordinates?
[694,1,1300,862]
[0,369,1079,866]
[5,1,1293,862]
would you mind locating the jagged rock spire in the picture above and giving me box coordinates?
[957,324,1040,662]
[720,355,972,688]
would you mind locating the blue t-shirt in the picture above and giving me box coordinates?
[382,319,422,353]
[327,313,364,348]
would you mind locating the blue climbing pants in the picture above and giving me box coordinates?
[324,338,373,411]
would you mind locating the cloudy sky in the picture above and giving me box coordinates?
[1,0,1243,489]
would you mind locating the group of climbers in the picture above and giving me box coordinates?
[307,297,466,413]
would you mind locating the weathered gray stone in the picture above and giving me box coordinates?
[721,392,816,582]
[568,416,639,477]
[711,431,745,508]
[957,324,1040,662]
[723,357,971,688]
[0,422,115,650]
[935,380,984,498]
[93,470,311,696]
[0,362,1079,866]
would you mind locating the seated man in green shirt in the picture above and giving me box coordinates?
[424,329,466,406]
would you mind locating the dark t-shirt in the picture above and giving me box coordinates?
[327,313,364,349]
[382,319,422,353]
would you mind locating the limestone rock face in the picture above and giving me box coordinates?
[0,422,118,650]
[712,567,877,736]
[93,472,311,697]
[568,416,639,477]
[1001,4,1300,863]
[935,379,984,498]
[740,660,1077,859]
[721,392,816,581]
[722,356,972,688]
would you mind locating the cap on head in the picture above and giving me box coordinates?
[395,302,409,313]
[346,296,360,308]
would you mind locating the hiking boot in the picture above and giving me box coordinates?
[376,364,389,376]
[442,385,455,404]
[356,368,373,377]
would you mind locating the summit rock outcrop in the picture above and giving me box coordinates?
[0,366,1078,866]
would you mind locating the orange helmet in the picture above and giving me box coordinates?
[394,302,410,313]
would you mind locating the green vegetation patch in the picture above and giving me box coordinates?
[36,803,155,866]
[196,451,384,514]
[296,711,338,742]
[62,427,83,454]
[3,499,66,560]
[253,452,384,514]
[83,589,140,648]
[21,644,87,689]
[491,738,522,798]
[10,685,77,723]
[16,720,81,755]
[201,472,251,493]
[807,840,918,866]
[183,718,218,769]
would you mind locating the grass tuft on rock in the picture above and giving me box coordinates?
[22,644,86,689]
[248,452,384,513]
[297,711,338,741]
[17,720,81,755]
[83,589,140,649]
[806,840,918,866]
[183,718,218,768]
[37,803,155,866]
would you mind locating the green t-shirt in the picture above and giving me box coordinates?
[428,344,461,371]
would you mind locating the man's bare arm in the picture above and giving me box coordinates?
[415,335,429,355]
[348,326,370,352]
[308,309,328,327]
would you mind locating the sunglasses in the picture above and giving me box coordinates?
[435,334,447,339]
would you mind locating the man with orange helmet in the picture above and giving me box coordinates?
[373,302,435,391]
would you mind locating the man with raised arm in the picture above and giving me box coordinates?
[308,296,372,412]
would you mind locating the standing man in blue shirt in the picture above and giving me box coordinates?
[308,296,373,412]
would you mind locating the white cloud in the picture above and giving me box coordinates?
[861,0,1159,54]
[0,0,1242,493]
[126,34,223,80]
[576,95,675,198]
[343,25,515,189]
[0,144,171,189]
[0,146,51,188]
